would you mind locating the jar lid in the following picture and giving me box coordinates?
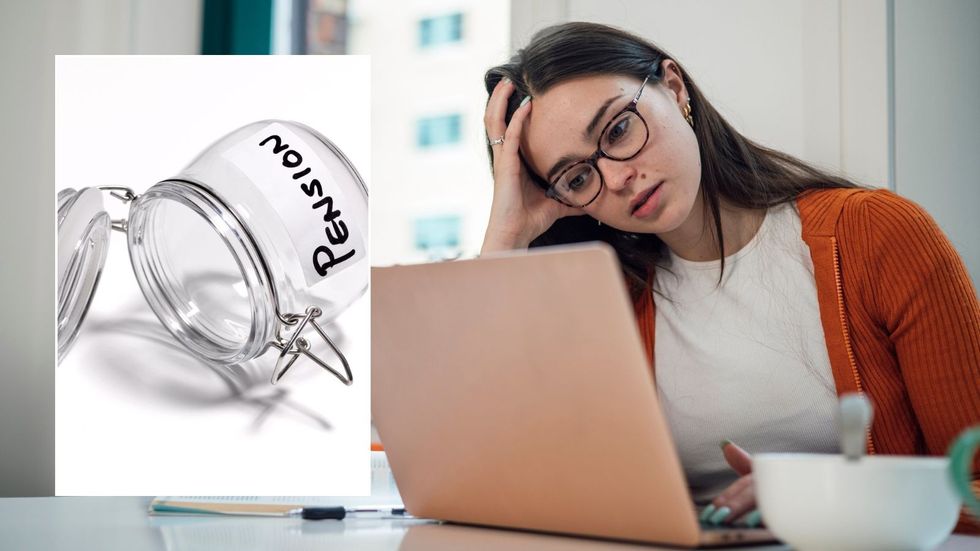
[56,187,111,362]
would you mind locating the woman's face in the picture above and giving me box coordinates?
[520,62,703,235]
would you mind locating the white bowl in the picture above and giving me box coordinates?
[753,453,960,551]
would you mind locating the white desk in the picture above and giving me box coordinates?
[2,497,979,551]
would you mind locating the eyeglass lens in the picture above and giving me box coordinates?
[553,110,647,206]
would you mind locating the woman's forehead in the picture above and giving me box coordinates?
[536,74,635,107]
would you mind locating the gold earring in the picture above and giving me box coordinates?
[682,101,694,127]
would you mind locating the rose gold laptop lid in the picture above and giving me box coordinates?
[372,243,771,547]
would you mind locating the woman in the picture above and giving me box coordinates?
[481,22,980,533]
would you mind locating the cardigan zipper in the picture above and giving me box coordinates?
[831,237,877,455]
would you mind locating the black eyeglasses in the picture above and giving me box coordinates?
[545,75,651,208]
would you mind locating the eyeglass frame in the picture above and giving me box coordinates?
[544,74,652,208]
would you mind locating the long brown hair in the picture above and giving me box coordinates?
[485,22,861,300]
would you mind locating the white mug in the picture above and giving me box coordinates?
[753,453,960,551]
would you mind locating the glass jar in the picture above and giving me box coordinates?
[56,120,369,385]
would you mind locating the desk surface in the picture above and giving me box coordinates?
[1,497,978,551]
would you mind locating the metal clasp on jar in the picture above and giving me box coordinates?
[98,185,138,232]
[270,307,353,386]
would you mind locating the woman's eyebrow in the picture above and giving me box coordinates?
[545,93,624,182]
[545,153,584,182]
[584,94,624,140]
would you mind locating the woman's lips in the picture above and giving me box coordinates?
[630,181,664,218]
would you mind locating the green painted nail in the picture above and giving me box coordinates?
[520,95,531,107]
[709,506,731,525]
[719,439,732,450]
[743,509,762,528]
[699,504,716,522]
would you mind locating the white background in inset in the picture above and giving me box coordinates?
[55,55,371,496]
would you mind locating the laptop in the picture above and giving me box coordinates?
[371,243,776,547]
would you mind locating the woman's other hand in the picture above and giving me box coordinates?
[481,78,578,254]
[699,440,763,528]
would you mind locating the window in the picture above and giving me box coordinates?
[414,214,462,260]
[416,114,462,148]
[418,13,463,48]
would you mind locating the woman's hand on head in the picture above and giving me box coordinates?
[482,78,578,254]
[700,440,763,528]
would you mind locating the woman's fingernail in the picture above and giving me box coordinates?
[708,506,731,525]
[743,509,762,528]
[719,439,732,450]
[699,504,716,522]
[520,95,531,107]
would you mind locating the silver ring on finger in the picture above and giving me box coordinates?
[488,135,505,146]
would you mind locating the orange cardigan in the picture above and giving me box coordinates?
[633,188,980,533]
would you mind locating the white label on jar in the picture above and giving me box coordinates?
[223,122,366,287]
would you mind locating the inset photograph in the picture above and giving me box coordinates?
[55,55,370,496]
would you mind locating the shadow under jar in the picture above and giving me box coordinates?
[57,120,369,386]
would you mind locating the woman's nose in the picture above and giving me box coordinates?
[596,156,636,192]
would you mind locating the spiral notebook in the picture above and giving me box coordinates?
[150,451,401,517]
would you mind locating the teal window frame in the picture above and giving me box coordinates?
[202,0,274,54]
[417,114,463,148]
[418,13,463,48]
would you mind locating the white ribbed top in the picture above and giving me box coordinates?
[653,202,840,503]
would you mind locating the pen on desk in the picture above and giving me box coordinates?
[286,506,408,520]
